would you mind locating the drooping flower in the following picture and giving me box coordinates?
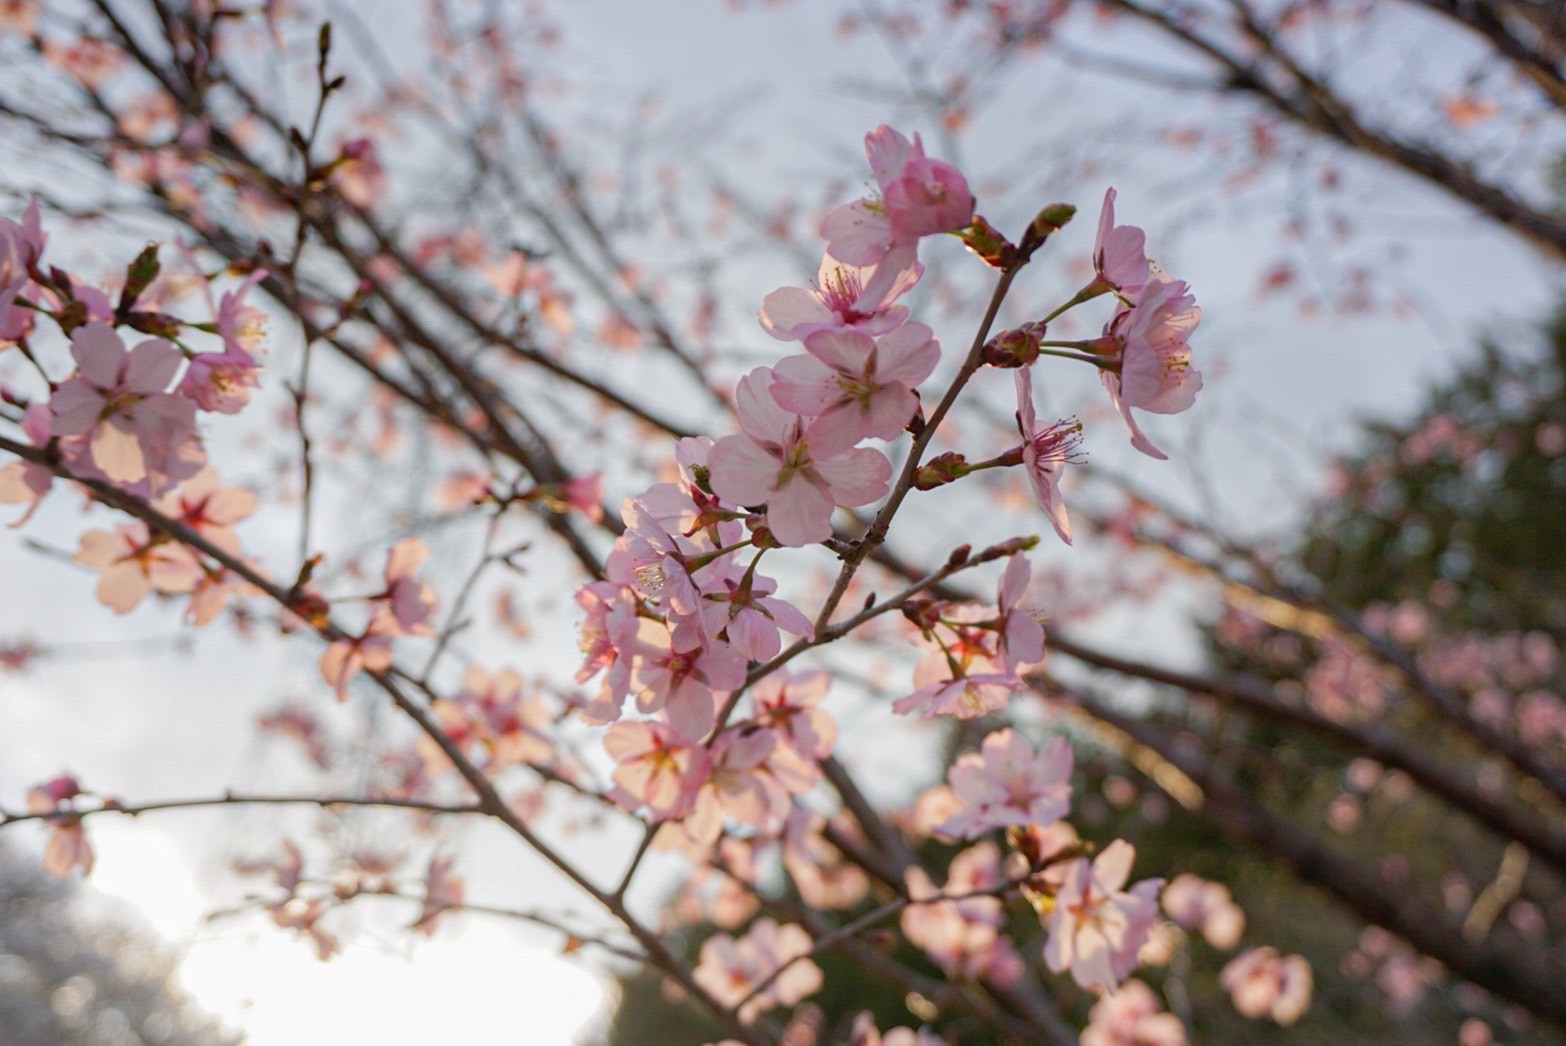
[1091,188,1151,302]
[1043,839,1163,991]
[994,553,1046,671]
[1099,274,1202,460]
[1014,368,1081,544]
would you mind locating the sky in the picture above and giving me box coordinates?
[0,1,1561,1042]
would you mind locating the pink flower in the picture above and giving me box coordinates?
[821,126,974,267]
[708,368,890,547]
[0,404,55,524]
[1043,839,1163,991]
[73,522,203,614]
[0,197,44,320]
[693,918,821,1024]
[901,843,1023,985]
[939,729,1073,839]
[1091,188,1151,302]
[27,775,93,878]
[1220,948,1312,1025]
[771,322,940,447]
[153,467,256,554]
[759,252,922,342]
[604,719,711,821]
[319,614,396,701]
[412,854,464,936]
[50,322,197,485]
[1081,980,1187,1046]
[995,553,1046,671]
[1099,274,1202,460]
[381,537,436,635]
[753,670,837,760]
[683,728,791,846]
[1014,368,1082,544]
[628,617,745,739]
[179,347,260,414]
[1161,874,1245,949]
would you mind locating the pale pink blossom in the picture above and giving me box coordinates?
[759,252,922,342]
[1221,948,1312,1025]
[1161,874,1245,949]
[27,775,93,878]
[381,537,436,635]
[153,467,255,554]
[1091,188,1151,302]
[0,196,44,320]
[1081,980,1187,1046]
[939,730,1073,839]
[412,854,464,935]
[606,719,711,821]
[893,622,1022,720]
[682,558,815,663]
[684,728,791,846]
[319,614,396,701]
[628,617,745,739]
[771,322,939,446]
[179,346,260,414]
[708,368,890,547]
[849,1012,945,1046]
[902,844,1023,986]
[753,670,836,760]
[994,553,1046,671]
[1044,839,1163,991]
[1099,274,1202,460]
[73,523,203,613]
[50,322,197,485]
[693,918,822,1024]
[0,404,55,524]
[1014,368,1081,544]
[821,126,974,267]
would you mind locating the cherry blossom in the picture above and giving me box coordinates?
[1081,980,1187,1046]
[771,322,939,447]
[412,854,464,935]
[759,252,922,342]
[0,196,44,320]
[73,522,204,614]
[938,729,1073,839]
[1091,188,1152,302]
[27,775,93,878]
[752,670,836,760]
[1161,873,1245,949]
[50,322,198,485]
[683,728,791,846]
[1014,368,1081,544]
[693,918,821,1024]
[152,467,255,554]
[708,367,890,547]
[380,537,436,635]
[1221,948,1313,1025]
[821,125,974,268]
[1099,274,1202,460]
[1044,839,1163,991]
[0,404,55,524]
[994,553,1046,671]
[605,719,711,821]
[319,613,397,702]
